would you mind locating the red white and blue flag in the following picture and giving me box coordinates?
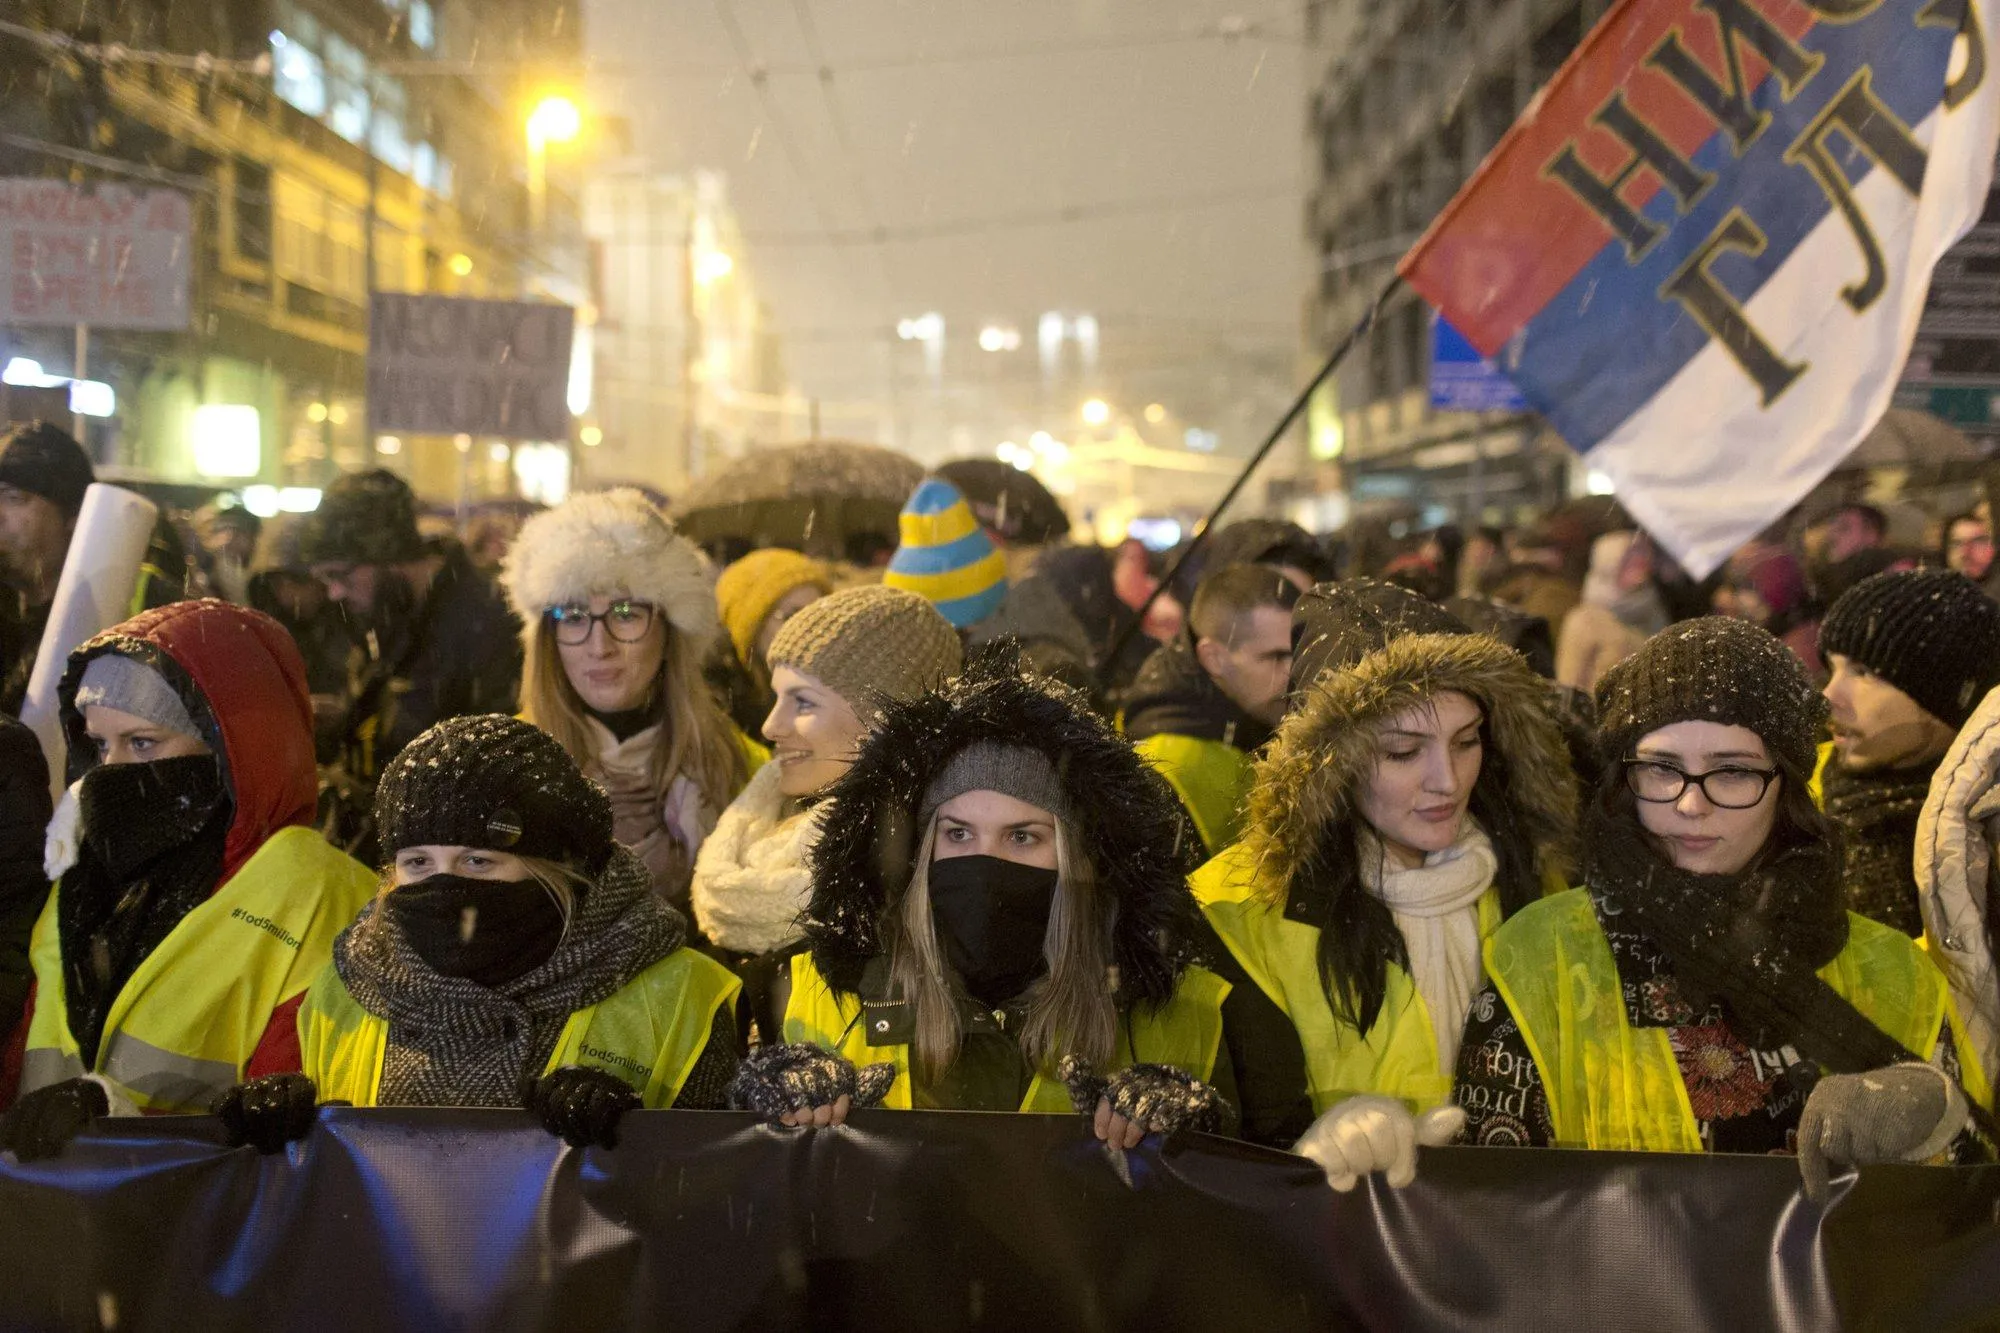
[1401,0,2000,575]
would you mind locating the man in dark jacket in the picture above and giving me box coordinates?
[0,716,50,1042]
[301,470,522,798]
[1819,568,2000,935]
[0,422,95,714]
[1123,565,1299,856]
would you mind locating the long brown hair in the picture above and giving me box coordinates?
[520,613,749,814]
[885,818,1119,1085]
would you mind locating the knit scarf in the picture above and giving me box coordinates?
[334,846,684,1107]
[689,758,819,955]
[1584,803,1915,1073]
[587,718,715,920]
[1359,823,1497,1074]
[1821,762,1935,937]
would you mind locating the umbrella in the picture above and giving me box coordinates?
[935,458,1073,545]
[1842,408,1981,471]
[672,440,924,558]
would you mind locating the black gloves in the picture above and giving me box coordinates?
[725,1043,896,1123]
[0,1077,109,1162]
[522,1066,644,1149]
[1798,1063,1968,1203]
[213,1074,321,1154]
[1060,1057,1234,1138]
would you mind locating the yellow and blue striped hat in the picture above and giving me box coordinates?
[883,478,1009,628]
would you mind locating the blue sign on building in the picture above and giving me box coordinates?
[1430,314,1528,414]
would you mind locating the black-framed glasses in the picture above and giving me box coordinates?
[547,599,656,646]
[1623,760,1778,810]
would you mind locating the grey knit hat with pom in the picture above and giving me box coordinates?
[374,714,615,875]
[1594,616,1827,776]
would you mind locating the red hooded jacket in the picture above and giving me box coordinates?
[3,601,334,1100]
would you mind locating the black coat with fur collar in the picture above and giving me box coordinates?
[803,649,1203,1010]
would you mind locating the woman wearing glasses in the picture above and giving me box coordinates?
[1456,618,1983,1197]
[503,491,758,919]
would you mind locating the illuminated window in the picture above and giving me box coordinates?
[269,32,327,117]
[409,0,436,50]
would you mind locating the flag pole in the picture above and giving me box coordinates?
[1101,272,1404,680]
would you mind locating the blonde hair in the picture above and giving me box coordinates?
[520,612,749,818]
[886,818,1118,1085]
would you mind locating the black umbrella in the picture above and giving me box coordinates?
[672,441,924,558]
[936,458,1073,545]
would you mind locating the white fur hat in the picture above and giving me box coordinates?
[502,489,720,643]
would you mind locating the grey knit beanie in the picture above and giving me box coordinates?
[919,741,1071,830]
[767,584,963,716]
[74,654,200,739]
[1819,568,2000,728]
[1595,616,1827,776]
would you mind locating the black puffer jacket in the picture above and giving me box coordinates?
[0,717,50,1042]
[803,647,1203,1010]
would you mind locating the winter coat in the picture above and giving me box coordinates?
[1555,602,1648,694]
[312,846,741,1110]
[1490,565,1580,633]
[337,545,522,784]
[1195,631,1576,1115]
[1120,634,1271,857]
[803,649,1318,1137]
[14,600,377,1111]
[0,717,50,1043]
[1916,682,2000,1101]
[965,572,1099,703]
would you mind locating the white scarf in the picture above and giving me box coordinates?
[689,759,822,954]
[1361,824,1498,1075]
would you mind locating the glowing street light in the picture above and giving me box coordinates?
[1081,398,1111,428]
[526,95,583,234]
[695,249,735,284]
[1144,403,1167,425]
[978,325,1020,353]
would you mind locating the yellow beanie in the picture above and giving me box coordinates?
[716,548,833,663]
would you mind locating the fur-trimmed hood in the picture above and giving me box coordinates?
[502,489,719,643]
[1240,631,1576,900]
[803,647,1202,1007]
[1915,681,2000,1094]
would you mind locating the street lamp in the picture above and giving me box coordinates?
[1081,398,1111,428]
[526,95,582,234]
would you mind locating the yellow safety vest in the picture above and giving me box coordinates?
[1192,841,1501,1116]
[1134,733,1256,858]
[300,946,741,1108]
[784,952,1230,1112]
[23,826,378,1114]
[1485,887,1958,1152]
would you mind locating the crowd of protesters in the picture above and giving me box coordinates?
[2,413,1999,1203]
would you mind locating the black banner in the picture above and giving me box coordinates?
[1,1110,1996,1331]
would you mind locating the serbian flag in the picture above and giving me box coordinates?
[1401,0,2000,576]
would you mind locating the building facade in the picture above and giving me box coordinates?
[1296,0,1605,530]
[582,166,789,497]
[0,0,586,509]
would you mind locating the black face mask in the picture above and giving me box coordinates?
[79,753,228,878]
[386,874,567,989]
[927,855,1058,1008]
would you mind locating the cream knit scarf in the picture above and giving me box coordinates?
[1360,823,1497,1074]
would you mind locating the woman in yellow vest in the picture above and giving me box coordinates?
[729,651,1238,1145]
[501,490,761,919]
[1455,618,1984,1200]
[0,601,377,1160]
[209,715,742,1153]
[1192,579,1577,1188]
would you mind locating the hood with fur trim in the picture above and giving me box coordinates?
[803,646,1202,1007]
[1240,631,1576,901]
[501,489,719,644]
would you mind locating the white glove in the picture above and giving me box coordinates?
[1294,1095,1465,1192]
